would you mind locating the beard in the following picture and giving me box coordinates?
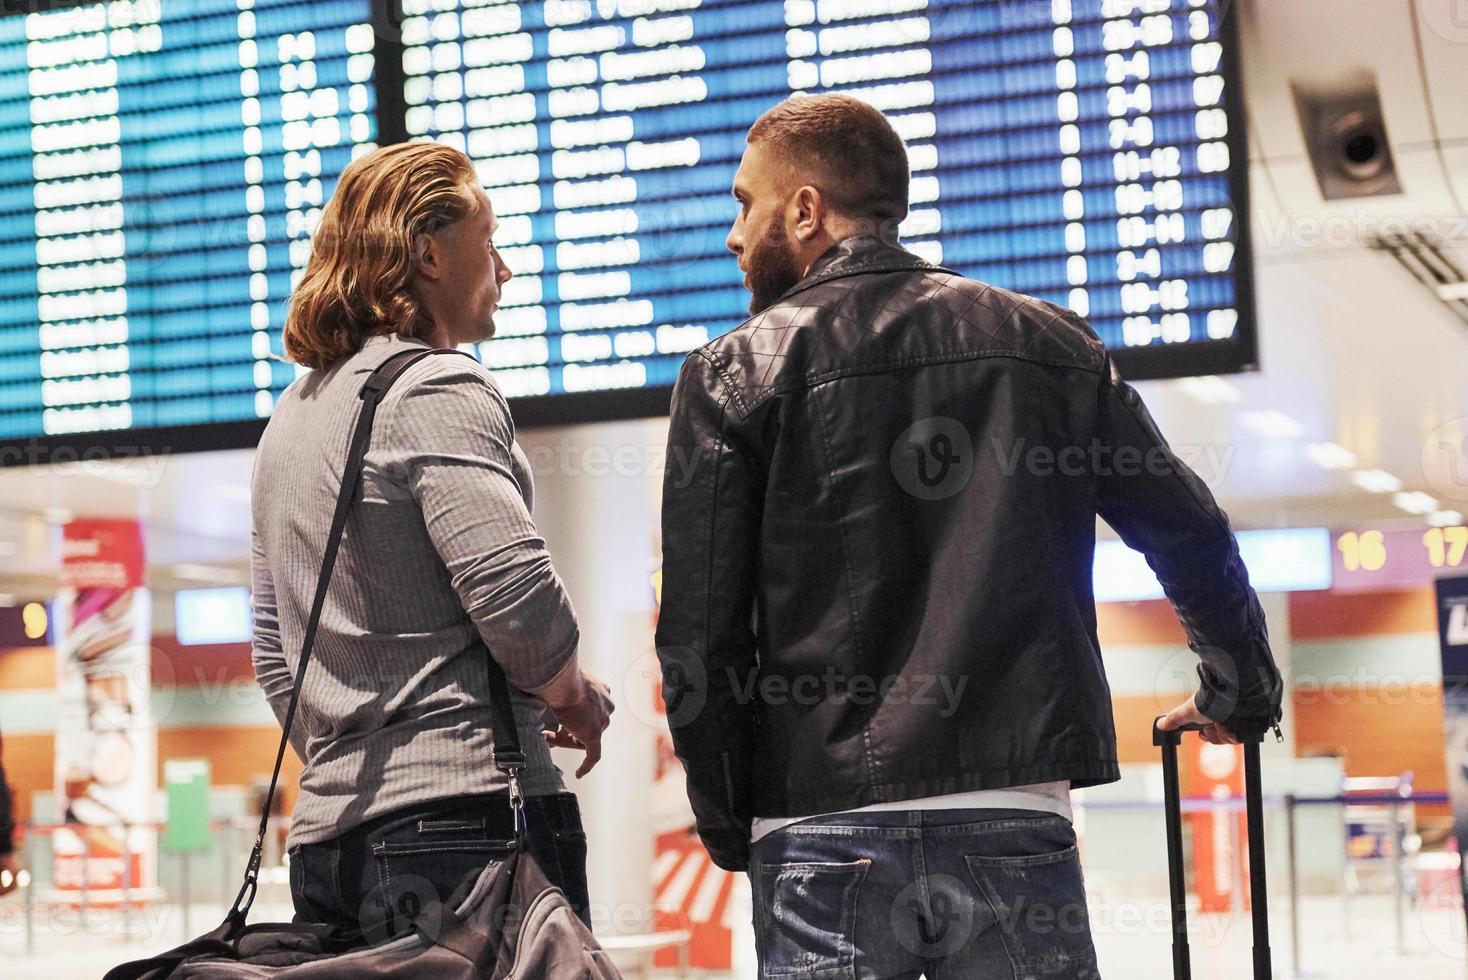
[745,217,803,316]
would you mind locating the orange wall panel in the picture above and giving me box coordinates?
[150,638,256,688]
[1,639,256,693]
[0,732,53,826]
[0,646,55,690]
[1095,600,1187,646]
[156,726,301,815]
[1289,587,1437,639]
[1111,693,1194,784]
[1292,685,1447,792]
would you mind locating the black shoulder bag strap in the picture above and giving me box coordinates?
[227,347,527,924]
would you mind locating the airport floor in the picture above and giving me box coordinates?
[0,893,1461,979]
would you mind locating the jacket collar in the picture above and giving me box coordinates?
[776,235,949,304]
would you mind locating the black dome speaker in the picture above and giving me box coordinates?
[1291,76,1403,200]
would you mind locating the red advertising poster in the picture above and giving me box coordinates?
[51,519,158,903]
[649,674,739,970]
[1188,738,1249,914]
[648,567,738,970]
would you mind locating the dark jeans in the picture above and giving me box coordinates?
[288,791,591,942]
[749,809,1100,979]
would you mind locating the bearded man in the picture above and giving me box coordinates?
[655,94,1282,979]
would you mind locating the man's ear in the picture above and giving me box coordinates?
[789,185,825,243]
[412,231,442,281]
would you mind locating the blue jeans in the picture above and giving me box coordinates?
[288,791,591,942]
[749,809,1100,979]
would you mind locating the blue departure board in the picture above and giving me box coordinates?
[0,0,377,446]
[0,0,1254,455]
[407,0,1256,401]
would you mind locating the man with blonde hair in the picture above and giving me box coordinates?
[253,141,612,937]
[657,94,1282,977]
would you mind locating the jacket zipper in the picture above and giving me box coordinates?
[720,751,738,815]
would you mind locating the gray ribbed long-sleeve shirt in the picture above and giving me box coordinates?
[250,333,578,847]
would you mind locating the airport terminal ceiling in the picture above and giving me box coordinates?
[0,0,1257,462]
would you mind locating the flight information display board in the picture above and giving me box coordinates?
[0,0,1254,456]
[0,0,377,448]
[409,0,1256,402]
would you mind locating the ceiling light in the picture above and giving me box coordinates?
[1304,442,1357,470]
[1439,282,1468,302]
[1241,410,1304,439]
[1429,510,1465,527]
[1177,375,1241,404]
[1393,491,1439,515]
[1352,469,1403,494]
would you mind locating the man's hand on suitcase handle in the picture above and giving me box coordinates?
[1155,696,1241,744]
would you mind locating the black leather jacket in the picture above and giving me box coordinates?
[0,735,12,855]
[655,236,1283,872]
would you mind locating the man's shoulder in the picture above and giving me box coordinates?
[682,266,1106,414]
[940,277,1108,369]
[364,343,505,411]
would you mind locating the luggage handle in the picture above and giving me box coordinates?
[1151,718,1272,980]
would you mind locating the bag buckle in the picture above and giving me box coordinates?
[507,767,528,839]
[508,770,523,808]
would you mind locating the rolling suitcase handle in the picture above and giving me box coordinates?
[1152,719,1272,980]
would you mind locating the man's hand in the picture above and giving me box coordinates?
[1156,695,1241,745]
[0,851,21,897]
[539,671,614,778]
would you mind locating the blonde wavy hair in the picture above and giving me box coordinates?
[282,142,479,371]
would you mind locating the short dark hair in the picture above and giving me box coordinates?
[748,94,909,228]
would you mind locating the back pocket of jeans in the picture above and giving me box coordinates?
[755,859,870,978]
[370,838,510,939]
[963,845,1098,978]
